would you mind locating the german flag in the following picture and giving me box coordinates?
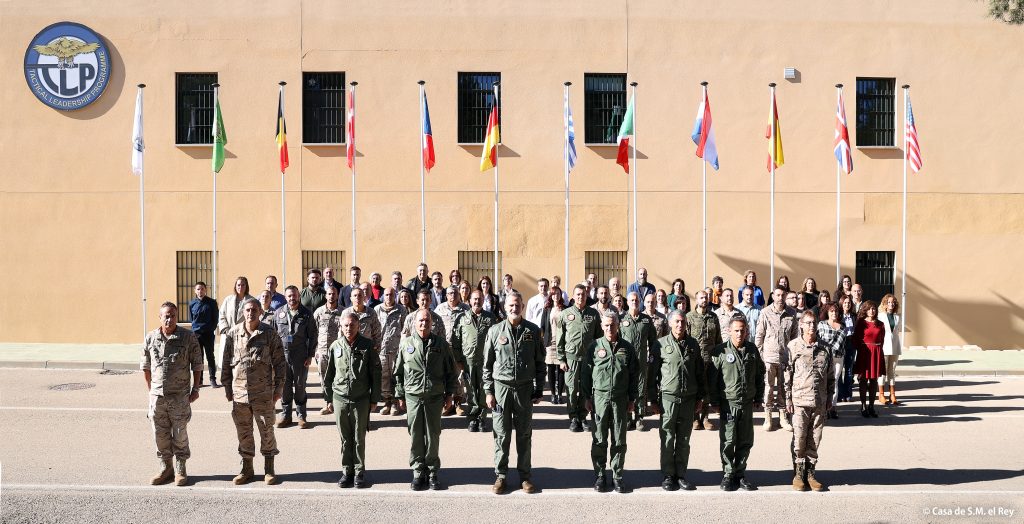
[276,86,289,173]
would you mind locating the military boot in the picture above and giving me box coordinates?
[380,401,392,416]
[150,458,173,485]
[806,463,825,492]
[792,463,809,491]
[763,410,774,432]
[173,457,188,486]
[264,457,279,485]
[780,412,793,432]
[233,458,254,485]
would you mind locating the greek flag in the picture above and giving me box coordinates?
[565,90,577,172]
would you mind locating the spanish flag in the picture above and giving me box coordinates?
[766,89,784,171]
[480,99,500,172]
[276,86,289,174]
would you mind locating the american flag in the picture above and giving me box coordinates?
[834,89,853,174]
[346,85,355,169]
[905,93,922,173]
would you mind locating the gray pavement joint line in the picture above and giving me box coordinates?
[3,483,1024,497]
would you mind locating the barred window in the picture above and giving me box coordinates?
[457,72,500,144]
[302,72,346,144]
[855,77,897,147]
[301,250,346,282]
[458,250,502,289]
[585,251,627,289]
[175,73,218,145]
[855,251,895,303]
[584,73,627,144]
[176,251,213,322]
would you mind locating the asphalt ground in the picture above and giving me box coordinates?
[1,369,1022,523]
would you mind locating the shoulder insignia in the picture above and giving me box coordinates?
[664,346,673,355]
[498,336,509,344]
[567,313,576,321]
[597,349,607,358]
[406,346,415,354]
[726,353,736,363]
[622,320,631,327]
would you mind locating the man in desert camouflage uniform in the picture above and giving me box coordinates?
[687,290,721,431]
[222,299,286,485]
[374,286,408,415]
[785,310,835,492]
[143,302,203,486]
[314,285,344,416]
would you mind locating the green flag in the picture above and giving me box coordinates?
[212,92,227,173]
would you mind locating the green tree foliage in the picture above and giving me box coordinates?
[988,0,1024,24]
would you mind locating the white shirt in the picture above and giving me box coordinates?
[525,293,547,325]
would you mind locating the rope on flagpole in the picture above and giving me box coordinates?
[701,81,708,287]
[630,81,638,281]
[901,84,910,345]
[419,80,427,263]
[769,82,776,286]
[279,81,287,287]
[564,81,572,286]
[350,81,358,266]
[836,83,843,287]
[137,84,147,336]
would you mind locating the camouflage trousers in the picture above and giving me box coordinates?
[379,348,396,402]
[764,362,785,411]
[231,400,279,458]
[791,405,825,464]
[149,393,192,460]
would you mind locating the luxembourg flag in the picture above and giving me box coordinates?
[691,90,719,170]
[421,89,435,172]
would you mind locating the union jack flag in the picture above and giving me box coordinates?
[834,90,853,174]
[905,93,922,172]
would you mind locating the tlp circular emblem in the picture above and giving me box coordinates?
[24,22,111,111]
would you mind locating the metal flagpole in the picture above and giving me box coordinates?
[135,84,147,335]
[901,84,910,344]
[630,82,638,279]
[564,82,571,284]
[419,80,427,262]
[493,82,501,284]
[701,81,708,287]
[279,81,287,287]
[212,83,220,300]
[350,81,358,265]
[769,82,776,285]
[836,83,843,286]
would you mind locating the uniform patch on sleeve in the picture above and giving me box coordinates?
[406,346,415,354]
[663,346,673,355]
[622,320,631,327]
[567,314,576,321]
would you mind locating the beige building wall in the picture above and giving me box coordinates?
[1,0,1022,347]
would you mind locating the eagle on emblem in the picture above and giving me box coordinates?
[33,37,100,69]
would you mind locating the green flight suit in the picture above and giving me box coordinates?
[653,334,705,478]
[452,309,497,424]
[707,340,766,479]
[582,336,639,480]
[324,333,382,475]
[394,331,458,476]
[483,318,546,481]
[556,305,602,422]
[619,312,658,422]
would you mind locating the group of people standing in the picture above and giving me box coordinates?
[141,263,902,493]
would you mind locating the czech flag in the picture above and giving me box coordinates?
[691,90,719,170]
[422,89,435,172]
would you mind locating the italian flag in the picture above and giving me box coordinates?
[615,93,635,173]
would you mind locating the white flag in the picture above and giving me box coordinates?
[131,87,144,176]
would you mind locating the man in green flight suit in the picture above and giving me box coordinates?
[619,291,658,432]
[323,311,382,489]
[452,289,497,432]
[583,310,640,493]
[707,316,766,492]
[483,292,546,495]
[394,309,458,491]
[652,309,706,491]
[557,284,603,432]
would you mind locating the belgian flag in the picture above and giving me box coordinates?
[276,86,289,174]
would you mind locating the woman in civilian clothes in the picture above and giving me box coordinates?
[654,289,671,316]
[740,270,766,307]
[672,293,691,315]
[835,274,854,300]
[854,300,885,418]
[545,287,567,404]
[837,294,857,402]
[801,277,820,310]
[817,290,832,311]
[477,275,502,319]
[667,279,688,314]
[397,288,414,310]
[817,303,846,419]
[768,275,791,306]
[879,294,902,406]
[217,276,254,360]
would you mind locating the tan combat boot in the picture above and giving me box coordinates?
[780,412,793,432]
[265,456,280,485]
[763,410,774,432]
[806,463,825,491]
[380,401,392,416]
[151,458,173,485]
[173,457,188,486]
[233,458,254,485]
[792,463,809,491]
